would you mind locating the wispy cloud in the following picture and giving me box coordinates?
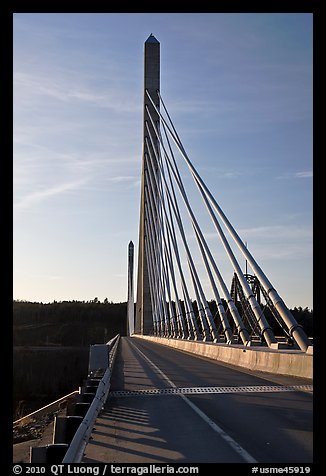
[237,224,312,240]
[294,171,313,179]
[14,70,141,114]
[98,175,140,189]
[276,170,313,180]
[187,223,312,262]
[235,224,312,261]
[199,165,246,180]
[14,178,88,212]
[106,175,138,183]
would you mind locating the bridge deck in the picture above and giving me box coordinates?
[82,337,312,464]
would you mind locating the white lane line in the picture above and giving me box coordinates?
[128,338,258,464]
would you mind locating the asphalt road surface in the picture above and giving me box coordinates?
[83,337,313,464]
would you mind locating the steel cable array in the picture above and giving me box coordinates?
[142,88,312,352]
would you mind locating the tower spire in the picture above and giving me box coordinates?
[135,36,160,335]
[146,33,159,43]
[127,241,134,336]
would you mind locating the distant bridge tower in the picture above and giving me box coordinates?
[127,241,135,336]
[135,34,160,335]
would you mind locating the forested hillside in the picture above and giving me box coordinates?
[13,300,127,418]
[13,298,313,347]
[13,299,127,346]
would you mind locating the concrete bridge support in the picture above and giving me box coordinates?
[135,34,160,335]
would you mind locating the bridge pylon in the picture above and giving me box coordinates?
[127,241,135,336]
[135,34,160,335]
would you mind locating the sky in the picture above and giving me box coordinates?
[13,13,313,309]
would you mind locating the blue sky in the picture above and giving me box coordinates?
[13,13,313,308]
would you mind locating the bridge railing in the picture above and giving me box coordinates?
[29,334,120,463]
[62,334,120,463]
[13,390,79,428]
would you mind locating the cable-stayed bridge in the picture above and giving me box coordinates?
[16,35,312,465]
[133,35,312,355]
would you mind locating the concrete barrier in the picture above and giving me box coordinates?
[133,336,313,379]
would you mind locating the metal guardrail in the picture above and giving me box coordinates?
[62,334,120,463]
[13,390,79,427]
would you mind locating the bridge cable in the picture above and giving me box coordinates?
[146,113,216,341]
[146,90,280,348]
[146,89,311,352]
[144,136,199,338]
[147,104,249,344]
[146,126,210,340]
